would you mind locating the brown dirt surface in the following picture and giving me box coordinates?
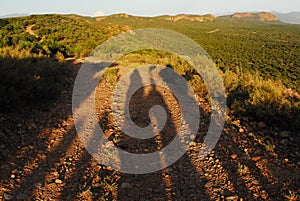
[25,24,38,38]
[0,63,299,200]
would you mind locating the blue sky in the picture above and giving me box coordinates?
[1,0,299,17]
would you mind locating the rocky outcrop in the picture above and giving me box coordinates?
[95,17,106,21]
[163,14,215,22]
[231,12,277,21]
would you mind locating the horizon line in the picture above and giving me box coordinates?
[1,10,299,19]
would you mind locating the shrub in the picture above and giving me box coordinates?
[102,67,119,85]
[0,19,9,28]
[55,51,65,62]
[0,56,71,111]
[223,70,300,131]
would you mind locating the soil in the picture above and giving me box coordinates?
[0,63,299,201]
[25,25,38,38]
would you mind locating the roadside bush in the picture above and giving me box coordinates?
[55,51,65,62]
[223,70,300,131]
[0,56,71,111]
[102,67,119,85]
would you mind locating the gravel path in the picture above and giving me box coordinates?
[0,64,299,200]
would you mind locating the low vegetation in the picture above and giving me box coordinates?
[0,14,299,131]
[116,49,300,131]
[0,47,71,111]
[223,69,300,131]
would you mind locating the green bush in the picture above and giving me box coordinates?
[223,70,300,131]
[0,19,8,28]
[102,67,119,85]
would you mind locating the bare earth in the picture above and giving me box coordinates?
[0,63,299,200]
[25,25,38,38]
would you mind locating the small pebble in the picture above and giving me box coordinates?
[189,142,196,147]
[53,172,59,177]
[55,179,63,184]
[226,195,238,200]
[251,156,261,162]
[257,121,266,128]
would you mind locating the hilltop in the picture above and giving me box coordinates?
[272,11,300,24]
[157,14,215,22]
[221,12,277,21]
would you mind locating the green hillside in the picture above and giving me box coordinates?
[0,14,299,130]
[0,14,125,58]
[95,14,299,90]
[1,14,298,89]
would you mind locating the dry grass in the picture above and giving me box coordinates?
[223,69,300,131]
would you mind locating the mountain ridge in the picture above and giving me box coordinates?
[1,11,300,24]
[230,12,277,21]
[271,11,300,24]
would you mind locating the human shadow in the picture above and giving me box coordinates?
[0,56,78,199]
[4,56,295,200]
[213,120,299,200]
[112,67,210,200]
[0,59,120,200]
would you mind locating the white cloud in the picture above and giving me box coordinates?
[93,10,105,17]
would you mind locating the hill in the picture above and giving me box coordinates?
[0,13,29,19]
[0,14,299,125]
[272,11,300,24]
[157,14,215,22]
[225,12,277,21]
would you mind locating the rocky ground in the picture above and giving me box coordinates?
[0,63,299,201]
